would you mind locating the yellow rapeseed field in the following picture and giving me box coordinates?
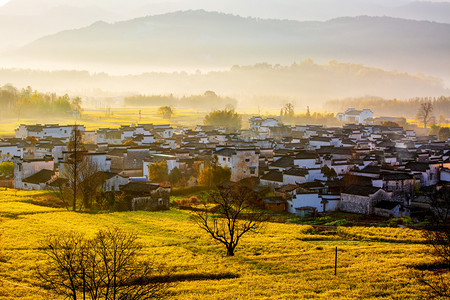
[0,189,444,299]
[0,107,206,137]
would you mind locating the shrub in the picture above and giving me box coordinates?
[189,196,200,205]
[171,186,210,196]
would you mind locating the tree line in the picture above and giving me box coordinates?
[124,91,237,111]
[0,84,82,118]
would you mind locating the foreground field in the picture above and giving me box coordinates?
[0,189,441,299]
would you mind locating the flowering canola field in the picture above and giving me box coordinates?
[0,189,438,299]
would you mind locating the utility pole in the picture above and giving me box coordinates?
[73,125,77,211]
[334,246,338,276]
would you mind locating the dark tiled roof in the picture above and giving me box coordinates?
[120,182,160,193]
[381,173,413,181]
[284,168,308,176]
[48,177,69,187]
[271,156,294,168]
[343,185,382,196]
[275,184,298,193]
[107,149,127,156]
[374,200,400,210]
[360,165,381,174]
[345,109,363,116]
[310,136,331,142]
[296,187,318,194]
[317,146,353,155]
[22,169,55,184]
[376,140,394,148]
[261,170,283,182]
[295,151,317,159]
[405,162,430,172]
[298,181,325,189]
[94,171,124,181]
[342,174,374,186]
[342,139,356,145]
[215,148,236,157]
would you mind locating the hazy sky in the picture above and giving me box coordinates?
[2,0,450,20]
[1,0,450,9]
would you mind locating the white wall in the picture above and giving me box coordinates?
[294,158,317,169]
[288,193,322,214]
[283,174,306,185]
[306,169,325,182]
[0,145,22,162]
[440,169,450,182]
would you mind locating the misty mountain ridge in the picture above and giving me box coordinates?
[1,0,450,52]
[4,10,450,84]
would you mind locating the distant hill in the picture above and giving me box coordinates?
[1,1,450,53]
[4,10,450,82]
[0,61,448,110]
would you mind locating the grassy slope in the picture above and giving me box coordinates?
[0,189,440,299]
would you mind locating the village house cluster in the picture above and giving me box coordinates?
[1,114,449,217]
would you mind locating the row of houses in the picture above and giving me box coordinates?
[3,116,449,217]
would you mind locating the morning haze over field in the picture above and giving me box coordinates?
[0,1,450,299]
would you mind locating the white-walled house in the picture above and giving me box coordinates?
[294,152,319,169]
[215,147,259,182]
[249,117,282,138]
[406,161,440,186]
[58,152,111,180]
[154,127,174,139]
[336,109,373,124]
[0,145,22,162]
[309,137,332,149]
[21,169,56,190]
[15,124,85,139]
[287,189,339,215]
[260,170,284,188]
[97,129,123,145]
[340,185,392,215]
[306,168,326,182]
[249,117,280,131]
[14,156,54,189]
[283,168,307,185]
[82,131,97,144]
[143,154,179,180]
[142,135,156,144]
[440,167,450,182]
[97,172,129,192]
[88,153,111,172]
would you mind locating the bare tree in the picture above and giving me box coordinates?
[59,125,101,211]
[417,101,434,129]
[418,186,450,298]
[61,125,86,211]
[78,162,102,210]
[281,102,295,125]
[37,232,86,299]
[192,183,266,256]
[37,228,170,300]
